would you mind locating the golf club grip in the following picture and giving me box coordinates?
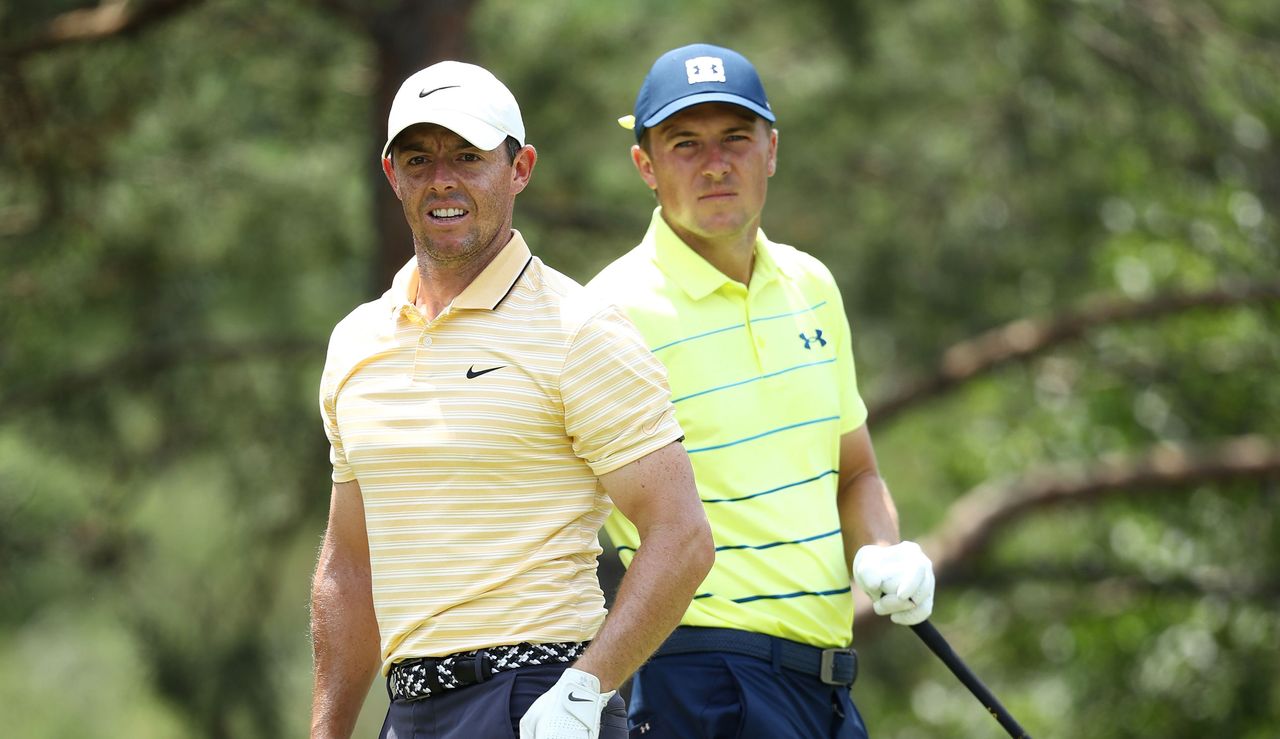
[909,621,1031,738]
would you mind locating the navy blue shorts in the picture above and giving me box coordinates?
[627,651,869,739]
[379,662,629,739]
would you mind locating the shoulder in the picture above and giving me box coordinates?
[588,243,673,300]
[326,293,388,353]
[520,257,620,335]
[320,294,391,396]
[766,239,839,288]
[588,242,651,287]
[586,243,683,325]
[763,239,852,338]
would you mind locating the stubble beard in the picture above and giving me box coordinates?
[414,228,484,267]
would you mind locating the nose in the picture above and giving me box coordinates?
[426,160,458,193]
[701,144,730,181]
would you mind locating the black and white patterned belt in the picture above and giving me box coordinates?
[386,640,588,702]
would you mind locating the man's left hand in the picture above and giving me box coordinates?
[519,667,614,739]
[853,540,936,625]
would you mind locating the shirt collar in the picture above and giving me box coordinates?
[645,208,783,301]
[386,230,533,318]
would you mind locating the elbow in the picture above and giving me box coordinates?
[687,515,715,581]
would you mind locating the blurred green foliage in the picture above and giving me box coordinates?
[1,0,1277,736]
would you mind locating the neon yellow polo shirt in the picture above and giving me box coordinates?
[320,231,683,672]
[588,210,867,649]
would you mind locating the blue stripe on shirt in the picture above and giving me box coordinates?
[686,416,840,454]
[650,301,827,353]
[714,528,842,552]
[703,469,837,504]
[731,586,852,604]
[618,525,841,556]
[671,359,836,404]
[690,586,852,603]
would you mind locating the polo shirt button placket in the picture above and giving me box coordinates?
[412,332,432,381]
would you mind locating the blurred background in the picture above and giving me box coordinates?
[2,0,1278,736]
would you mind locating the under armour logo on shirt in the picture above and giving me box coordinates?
[799,330,827,349]
[686,56,726,84]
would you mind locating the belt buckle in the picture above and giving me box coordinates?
[388,657,430,702]
[820,647,856,686]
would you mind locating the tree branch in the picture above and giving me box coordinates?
[3,0,207,58]
[943,563,1280,601]
[867,280,1280,424]
[854,435,1280,631]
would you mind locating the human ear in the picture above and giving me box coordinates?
[631,144,658,191]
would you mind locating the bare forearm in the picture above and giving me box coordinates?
[838,471,901,569]
[310,563,380,738]
[575,521,713,692]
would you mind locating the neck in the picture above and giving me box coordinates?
[664,216,759,286]
[413,230,513,320]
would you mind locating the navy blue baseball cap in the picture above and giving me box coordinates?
[619,43,775,142]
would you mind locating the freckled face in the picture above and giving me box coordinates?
[382,123,534,267]
[632,103,777,246]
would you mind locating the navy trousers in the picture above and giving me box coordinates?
[627,651,869,739]
[380,662,628,739]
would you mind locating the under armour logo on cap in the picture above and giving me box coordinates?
[623,43,775,141]
[685,56,726,84]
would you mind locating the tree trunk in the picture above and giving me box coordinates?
[369,0,478,294]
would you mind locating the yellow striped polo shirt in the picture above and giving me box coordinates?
[319,231,683,673]
[588,209,868,649]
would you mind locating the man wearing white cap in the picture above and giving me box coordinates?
[310,61,713,739]
[589,44,937,737]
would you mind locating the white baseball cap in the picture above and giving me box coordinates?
[381,61,525,159]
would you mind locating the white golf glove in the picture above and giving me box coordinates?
[853,540,935,626]
[520,667,615,739]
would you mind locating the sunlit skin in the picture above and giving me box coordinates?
[382,123,536,319]
[632,102,778,285]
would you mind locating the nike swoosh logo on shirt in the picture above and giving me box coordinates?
[419,85,460,98]
[466,365,505,379]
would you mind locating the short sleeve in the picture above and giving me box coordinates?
[561,305,684,475]
[319,358,356,484]
[828,281,869,435]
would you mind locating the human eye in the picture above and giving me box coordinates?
[459,152,482,162]
[406,154,428,166]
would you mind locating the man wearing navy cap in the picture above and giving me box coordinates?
[588,44,937,737]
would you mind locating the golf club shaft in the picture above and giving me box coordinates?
[909,620,1031,738]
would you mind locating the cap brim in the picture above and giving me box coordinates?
[639,92,776,136]
[382,110,509,159]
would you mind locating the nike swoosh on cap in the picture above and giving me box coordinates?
[419,84,460,98]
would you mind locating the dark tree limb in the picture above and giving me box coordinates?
[943,563,1280,602]
[867,280,1280,425]
[854,435,1280,631]
[2,0,207,58]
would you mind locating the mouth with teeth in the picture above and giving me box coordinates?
[428,207,468,223]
